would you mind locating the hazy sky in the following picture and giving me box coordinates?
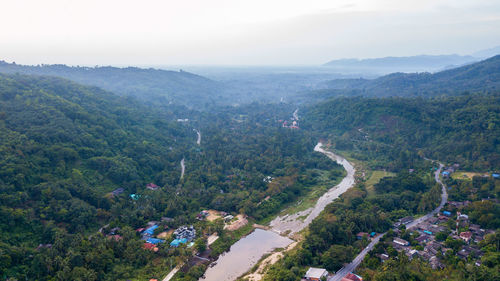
[1,0,500,66]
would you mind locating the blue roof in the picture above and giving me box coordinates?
[370,232,376,236]
[424,230,433,235]
[146,238,164,244]
[443,211,451,216]
[442,171,450,175]
[144,225,158,235]
[130,194,141,200]
[170,238,188,247]
[492,173,500,178]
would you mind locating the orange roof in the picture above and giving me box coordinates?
[341,273,363,281]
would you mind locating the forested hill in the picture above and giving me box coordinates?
[303,94,500,170]
[0,72,195,233]
[321,55,500,97]
[0,61,223,108]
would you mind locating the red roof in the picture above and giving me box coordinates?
[460,231,472,239]
[136,228,145,232]
[341,273,363,281]
[143,242,156,250]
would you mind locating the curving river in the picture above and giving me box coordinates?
[201,142,356,281]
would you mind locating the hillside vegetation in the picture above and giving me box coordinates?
[303,94,500,171]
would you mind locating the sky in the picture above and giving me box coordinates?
[1,0,500,66]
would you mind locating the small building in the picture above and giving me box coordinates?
[303,267,328,281]
[401,216,414,225]
[442,171,450,177]
[173,225,196,241]
[427,217,439,224]
[370,232,376,237]
[170,238,188,247]
[197,210,209,220]
[442,211,452,216]
[492,173,499,179]
[459,231,473,243]
[393,238,410,246]
[224,215,234,222]
[406,249,418,260]
[130,193,141,200]
[146,238,164,244]
[146,183,160,190]
[144,225,159,236]
[415,234,430,244]
[376,253,389,262]
[111,188,125,196]
[341,273,363,281]
[356,232,369,240]
[143,242,158,252]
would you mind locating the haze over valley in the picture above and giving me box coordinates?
[0,1,499,281]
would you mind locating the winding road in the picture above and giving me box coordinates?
[194,129,201,145]
[328,163,447,281]
[180,158,185,180]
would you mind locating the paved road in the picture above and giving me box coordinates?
[328,163,447,281]
[328,233,385,281]
[194,129,201,145]
[162,264,182,281]
[180,158,185,180]
[293,108,299,120]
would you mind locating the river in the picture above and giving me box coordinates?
[201,142,356,281]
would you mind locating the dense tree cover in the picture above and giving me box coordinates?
[263,171,440,280]
[0,74,342,279]
[445,176,500,229]
[0,61,223,108]
[303,93,500,171]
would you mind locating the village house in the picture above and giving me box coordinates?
[197,210,209,220]
[459,231,473,243]
[341,272,363,281]
[111,187,125,196]
[393,238,410,247]
[302,267,328,281]
[376,253,389,262]
[356,232,369,240]
[146,183,160,190]
[170,225,196,247]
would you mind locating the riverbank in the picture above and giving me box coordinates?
[200,143,356,281]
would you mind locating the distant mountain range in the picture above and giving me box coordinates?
[323,46,500,74]
[319,55,500,97]
[0,61,223,108]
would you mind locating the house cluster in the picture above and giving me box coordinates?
[441,164,460,177]
[137,222,165,251]
[383,209,494,270]
[282,120,299,129]
[170,225,196,247]
[301,267,363,281]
